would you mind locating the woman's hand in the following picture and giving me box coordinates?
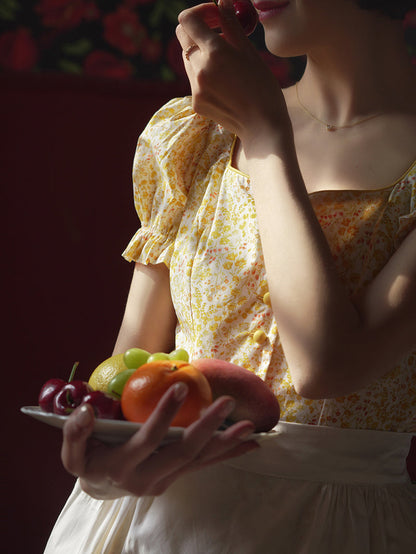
[176,0,291,149]
[61,382,259,499]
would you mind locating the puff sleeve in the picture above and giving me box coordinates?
[122,96,214,267]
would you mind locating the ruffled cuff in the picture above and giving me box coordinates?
[122,226,175,267]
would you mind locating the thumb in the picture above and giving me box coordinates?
[61,403,95,476]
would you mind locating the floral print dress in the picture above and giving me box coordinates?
[123,96,416,434]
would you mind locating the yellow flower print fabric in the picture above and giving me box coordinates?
[123,97,416,433]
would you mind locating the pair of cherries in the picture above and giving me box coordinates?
[38,363,122,420]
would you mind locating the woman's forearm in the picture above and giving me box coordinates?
[245,138,374,397]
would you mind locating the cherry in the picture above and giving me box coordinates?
[38,361,125,420]
[53,380,93,415]
[209,0,259,36]
[38,378,66,412]
[232,1,259,35]
[81,391,122,420]
[39,361,81,413]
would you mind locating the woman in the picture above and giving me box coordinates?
[45,1,416,552]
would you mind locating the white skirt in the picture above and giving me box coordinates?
[44,422,416,554]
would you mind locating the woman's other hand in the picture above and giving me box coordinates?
[176,0,291,147]
[61,384,259,499]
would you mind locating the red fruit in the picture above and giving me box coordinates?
[203,1,258,36]
[38,378,66,412]
[53,380,93,415]
[232,1,259,35]
[81,391,122,420]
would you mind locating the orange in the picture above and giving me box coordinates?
[121,360,213,427]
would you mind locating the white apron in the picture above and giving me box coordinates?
[44,422,416,554]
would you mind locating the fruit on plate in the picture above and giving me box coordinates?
[121,359,213,428]
[192,358,280,432]
[107,368,136,399]
[108,348,191,398]
[169,348,190,362]
[53,379,93,415]
[147,352,171,363]
[38,378,67,412]
[39,361,82,413]
[230,0,259,35]
[81,391,122,420]
[123,348,151,369]
[38,359,122,419]
[88,353,128,392]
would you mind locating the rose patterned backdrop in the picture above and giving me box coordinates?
[1,1,415,87]
[0,1,415,86]
[5,1,414,88]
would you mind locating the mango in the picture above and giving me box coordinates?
[191,358,280,432]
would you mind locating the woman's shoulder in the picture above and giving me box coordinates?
[136,96,234,183]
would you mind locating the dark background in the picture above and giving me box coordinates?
[1,2,415,553]
[2,72,190,554]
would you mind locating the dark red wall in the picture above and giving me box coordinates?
[2,71,189,554]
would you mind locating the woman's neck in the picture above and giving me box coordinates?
[297,15,415,128]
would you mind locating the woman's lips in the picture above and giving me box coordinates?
[253,1,290,21]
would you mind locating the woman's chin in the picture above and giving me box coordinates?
[263,35,306,59]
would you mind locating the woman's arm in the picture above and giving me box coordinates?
[112,262,177,355]
[246,145,416,398]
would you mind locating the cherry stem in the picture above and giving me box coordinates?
[68,361,80,383]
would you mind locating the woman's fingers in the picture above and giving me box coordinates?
[62,386,261,499]
[61,403,95,476]
[173,417,258,468]
[80,394,244,497]
[104,383,190,484]
[177,0,247,51]
[142,420,260,496]
[178,3,221,49]
[153,396,238,467]
[62,383,188,481]
[121,397,253,495]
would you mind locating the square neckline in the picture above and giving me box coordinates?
[226,135,416,196]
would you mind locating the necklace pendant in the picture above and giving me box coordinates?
[326,124,336,132]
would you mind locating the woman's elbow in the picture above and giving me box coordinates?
[290,360,353,399]
[292,375,329,399]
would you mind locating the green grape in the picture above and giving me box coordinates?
[123,348,150,369]
[169,348,190,362]
[147,352,170,363]
[107,369,136,398]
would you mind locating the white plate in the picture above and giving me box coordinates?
[21,406,184,445]
[21,406,276,445]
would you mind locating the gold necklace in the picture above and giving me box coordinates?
[295,82,382,132]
